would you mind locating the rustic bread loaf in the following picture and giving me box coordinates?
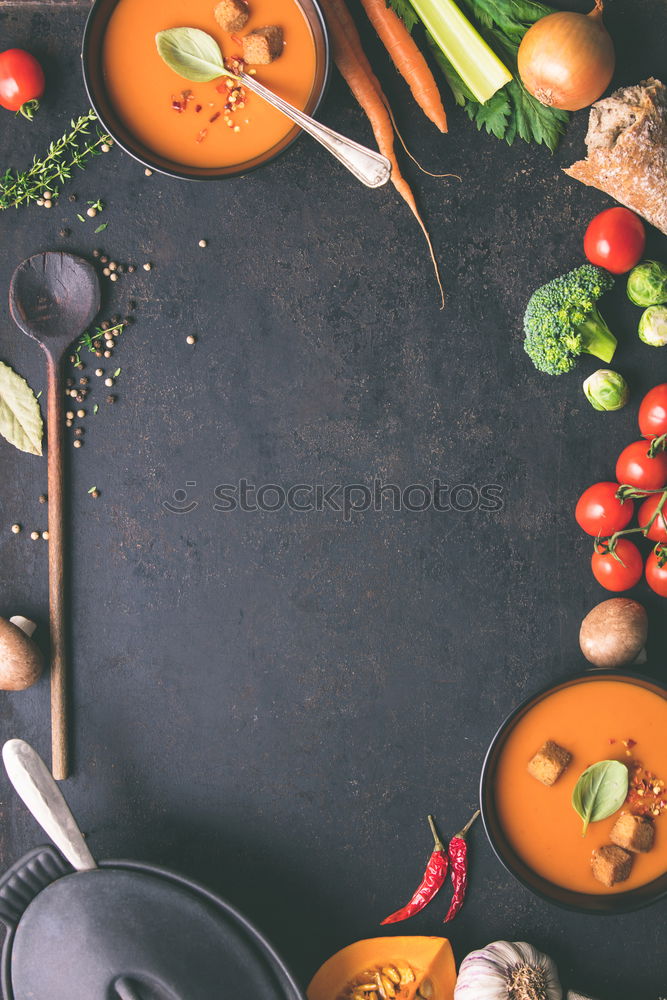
[564,78,667,235]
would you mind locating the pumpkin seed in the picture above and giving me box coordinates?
[397,965,415,985]
[346,964,416,1000]
[417,979,433,999]
[380,976,396,998]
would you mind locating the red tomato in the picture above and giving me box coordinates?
[592,539,643,591]
[575,482,634,536]
[646,546,667,597]
[638,384,667,439]
[0,49,44,117]
[616,440,667,491]
[638,494,667,542]
[583,208,646,275]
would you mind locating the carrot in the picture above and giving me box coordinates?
[319,0,444,306]
[358,0,447,132]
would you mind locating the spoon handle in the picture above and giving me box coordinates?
[239,73,391,188]
[46,355,69,781]
[2,740,97,871]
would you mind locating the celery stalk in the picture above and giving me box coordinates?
[409,0,512,104]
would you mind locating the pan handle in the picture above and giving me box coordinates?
[0,845,70,930]
[2,740,97,871]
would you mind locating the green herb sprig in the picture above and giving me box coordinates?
[572,760,629,836]
[72,321,125,366]
[0,111,112,210]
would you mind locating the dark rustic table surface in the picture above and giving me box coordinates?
[0,0,666,996]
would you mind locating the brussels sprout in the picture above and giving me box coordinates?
[583,369,629,411]
[638,305,667,347]
[627,260,667,307]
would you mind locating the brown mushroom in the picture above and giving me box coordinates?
[0,616,43,690]
[579,598,648,669]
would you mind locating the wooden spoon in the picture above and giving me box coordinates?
[9,252,101,780]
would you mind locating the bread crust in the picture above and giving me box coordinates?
[564,78,667,236]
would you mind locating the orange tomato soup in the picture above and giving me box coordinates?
[494,678,667,894]
[102,0,318,168]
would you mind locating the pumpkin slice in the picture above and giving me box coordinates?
[307,936,456,1000]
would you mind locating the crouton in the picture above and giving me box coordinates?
[527,740,573,786]
[610,812,655,853]
[214,0,249,33]
[242,25,284,65]
[591,844,633,887]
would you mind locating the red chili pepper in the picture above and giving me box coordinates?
[443,809,480,923]
[381,815,448,925]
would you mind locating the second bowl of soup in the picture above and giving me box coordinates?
[481,671,667,913]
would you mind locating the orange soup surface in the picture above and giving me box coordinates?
[495,678,667,894]
[102,0,318,168]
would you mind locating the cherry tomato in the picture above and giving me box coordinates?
[645,546,667,597]
[584,208,646,275]
[0,49,44,119]
[592,539,643,592]
[638,494,667,542]
[638,384,667,439]
[616,440,667,491]
[575,482,634,536]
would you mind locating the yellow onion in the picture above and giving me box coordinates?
[517,0,615,111]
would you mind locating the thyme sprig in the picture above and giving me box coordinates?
[72,321,125,365]
[0,111,112,210]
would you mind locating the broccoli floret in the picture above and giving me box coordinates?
[524,264,616,375]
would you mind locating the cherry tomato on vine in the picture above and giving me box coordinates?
[639,384,667,439]
[0,49,44,120]
[638,494,667,543]
[616,441,667,491]
[592,539,643,592]
[583,208,646,275]
[575,482,634,536]
[646,546,667,597]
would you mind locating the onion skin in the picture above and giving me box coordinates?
[518,0,615,112]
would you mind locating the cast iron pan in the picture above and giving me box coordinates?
[0,741,305,1000]
[479,668,667,914]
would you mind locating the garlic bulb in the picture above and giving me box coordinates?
[454,941,562,1000]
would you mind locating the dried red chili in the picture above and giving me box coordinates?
[381,815,448,925]
[443,809,480,923]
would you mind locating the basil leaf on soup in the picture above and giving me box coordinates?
[572,760,629,836]
[155,28,229,82]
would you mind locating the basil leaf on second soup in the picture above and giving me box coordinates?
[572,760,629,836]
[156,27,229,83]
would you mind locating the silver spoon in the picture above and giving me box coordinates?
[238,71,391,188]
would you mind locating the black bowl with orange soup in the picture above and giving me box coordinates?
[82,0,330,179]
[480,670,667,913]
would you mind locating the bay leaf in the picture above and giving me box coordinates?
[571,759,629,836]
[155,27,229,83]
[0,361,43,456]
